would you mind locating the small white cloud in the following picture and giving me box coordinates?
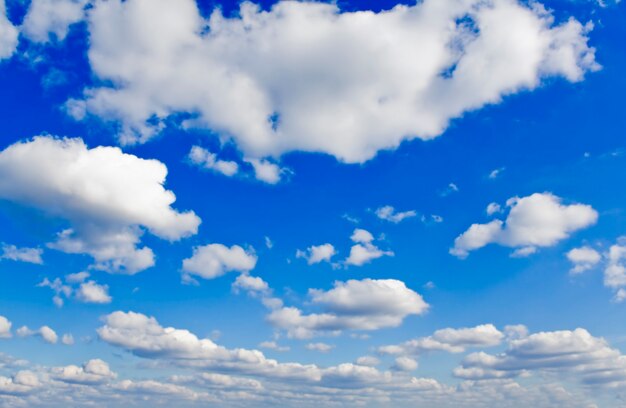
[61,334,75,345]
[305,342,334,353]
[246,158,287,184]
[451,193,597,258]
[296,244,336,265]
[76,281,112,304]
[65,271,90,284]
[488,167,505,179]
[0,315,12,338]
[21,0,86,43]
[182,244,257,280]
[567,246,601,274]
[0,244,43,264]
[375,206,417,223]
[345,229,393,266]
[258,341,290,352]
[188,145,239,177]
[486,202,502,216]
[18,325,58,344]
[393,357,418,372]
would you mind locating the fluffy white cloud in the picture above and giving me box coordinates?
[0,136,200,274]
[52,359,116,384]
[0,0,18,60]
[21,0,86,43]
[567,246,601,274]
[70,0,597,164]
[296,243,336,265]
[604,240,626,289]
[392,357,418,372]
[188,145,239,177]
[375,206,417,223]
[454,328,626,387]
[17,325,58,344]
[182,244,257,280]
[345,228,393,266]
[245,158,287,184]
[232,274,269,294]
[0,371,40,395]
[451,193,598,258]
[268,279,428,338]
[0,316,11,338]
[380,324,505,355]
[75,281,112,304]
[61,334,74,345]
[0,244,43,264]
[258,341,289,352]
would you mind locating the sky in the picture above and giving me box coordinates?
[0,0,625,406]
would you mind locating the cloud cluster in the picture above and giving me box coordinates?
[451,193,597,258]
[0,136,200,274]
[16,325,58,344]
[38,272,111,306]
[69,0,597,164]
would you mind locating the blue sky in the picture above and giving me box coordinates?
[0,0,625,406]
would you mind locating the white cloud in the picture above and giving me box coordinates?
[380,324,504,355]
[345,228,393,266]
[0,244,43,264]
[0,0,18,60]
[488,167,505,179]
[37,277,71,307]
[375,206,417,223]
[75,281,112,304]
[71,0,597,164]
[486,202,502,215]
[268,279,429,338]
[182,244,257,281]
[567,246,601,274]
[232,274,269,294]
[52,359,116,384]
[187,145,239,177]
[65,271,89,283]
[245,158,288,184]
[604,240,626,289]
[17,325,58,344]
[258,341,289,352]
[61,334,74,345]
[21,0,86,43]
[453,328,626,387]
[392,357,418,372]
[0,371,40,395]
[451,193,598,258]
[355,356,380,367]
[296,243,336,265]
[0,136,200,274]
[0,316,11,338]
[305,342,334,353]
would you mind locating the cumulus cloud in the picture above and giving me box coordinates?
[69,0,597,164]
[375,206,417,223]
[0,0,18,60]
[0,371,40,395]
[258,341,289,352]
[182,244,257,281]
[51,359,116,384]
[344,228,393,266]
[21,0,86,43]
[17,325,58,344]
[380,324,505,356]
[232,274,269,295]
[0,136,200,274]
[392,357,418,372]
[453,328,626,388]
[451,193,598,258]
[75,281,112,304]
[567,246,601,274]
[0,244,43,264]
[267,279,429,338]
[296,243,336,265]
[0,316,11,338]
[187,145,239,177]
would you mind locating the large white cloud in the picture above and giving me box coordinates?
[21,0,86,43]
[0,136,200,274]
[454,328,626,387]
[451,193,598,258]
[69,0,598,164]
[0,0,18,60]
[267,279,429,338]
[182,244,257,281]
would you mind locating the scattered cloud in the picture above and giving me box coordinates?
[296,243,336,265]
[567,246,601,274]
[0,244,43,264]
[375,206,417,223]
[182,243,257,281]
